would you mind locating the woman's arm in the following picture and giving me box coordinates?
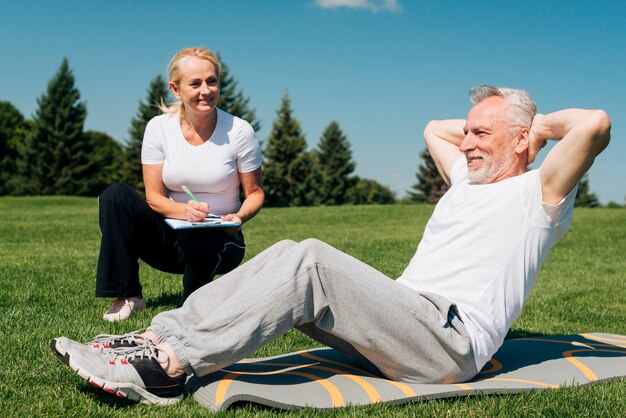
[221,168,264,227]
[143,163,208,221]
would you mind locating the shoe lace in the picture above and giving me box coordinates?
[90,329,145,348]
[105,341,165,365]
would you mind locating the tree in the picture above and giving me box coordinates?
[20,58,87,195]
[315,121,356,205]
[124,74,170,191]
[263,92,310,207]
[407,148,448,204]
[217,55,261,132]
[575,174,600,207]
[0,101,27,195]
[76,131,125,195]
[346,176,396,204]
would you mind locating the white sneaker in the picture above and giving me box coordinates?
[103,297,146,321]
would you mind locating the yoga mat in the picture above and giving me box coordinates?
[187,333,626,411]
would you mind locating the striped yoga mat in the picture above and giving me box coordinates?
[186,333,626,411]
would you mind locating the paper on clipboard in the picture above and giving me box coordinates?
[164,217,241,229]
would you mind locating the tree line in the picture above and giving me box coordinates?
[1,57,612,207]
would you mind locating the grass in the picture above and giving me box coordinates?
[0,196,624,417]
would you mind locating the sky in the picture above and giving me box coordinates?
[2,0,625,204]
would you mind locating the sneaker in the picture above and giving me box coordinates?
[51,330,144,360]
[103,297,146,321]
[88,331,145,351]
[65,341,186,404]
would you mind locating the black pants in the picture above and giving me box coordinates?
[95,183,245,302]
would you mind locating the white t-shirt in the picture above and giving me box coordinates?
[397,157,576,371]
[141,109,262,215]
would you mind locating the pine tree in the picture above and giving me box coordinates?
[347,177,396,204]
[217,55,261,132]
[407,148,448,204]
[76,131,125,196]
[124,74,170,191]
[263,92,309,207]
[0,101,26,195]
[315,121,356,205]
[575,174,600,207]
[22,58,87,195]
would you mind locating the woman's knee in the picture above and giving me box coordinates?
[98,182,139,207]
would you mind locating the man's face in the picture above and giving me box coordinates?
[461,96,518,184]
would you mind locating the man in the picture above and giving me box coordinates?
[51,86,611,405]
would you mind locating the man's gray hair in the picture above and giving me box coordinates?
[469,85,537,132]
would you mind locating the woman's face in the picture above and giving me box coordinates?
[170,56,220,116]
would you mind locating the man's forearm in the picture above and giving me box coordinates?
[535,109,610,141]
[534,108,610,204]
[424,119,466,147]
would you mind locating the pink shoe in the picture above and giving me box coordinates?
[103,297,146,321]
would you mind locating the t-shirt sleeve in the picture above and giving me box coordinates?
[141,117,165,164]
[235,122,262,173]
[523,169,577,233]
[450,156,467,185]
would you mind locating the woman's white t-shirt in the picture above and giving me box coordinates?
[141,109,262,215]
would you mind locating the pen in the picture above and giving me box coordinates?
[182,185,214,216]
[181,185,199,203]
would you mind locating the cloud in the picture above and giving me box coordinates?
[314,0,402,13]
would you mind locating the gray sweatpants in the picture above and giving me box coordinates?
[150,239,477,383]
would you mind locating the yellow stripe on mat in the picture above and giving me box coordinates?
[215,370,345,407]
[298,350,417,397]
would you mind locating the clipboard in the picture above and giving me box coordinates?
[164,217,241,229]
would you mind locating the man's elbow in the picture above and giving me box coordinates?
[423,120,443,145]
[423,120,436,143]
[590,109,611,152]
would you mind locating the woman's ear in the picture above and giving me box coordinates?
[169,81,180,99]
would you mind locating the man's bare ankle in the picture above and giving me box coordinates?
[156,342,186,378]
[140,330,159,345]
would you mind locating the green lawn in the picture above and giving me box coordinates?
[1,196,624,417]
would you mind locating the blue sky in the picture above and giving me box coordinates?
[2,0,625,203]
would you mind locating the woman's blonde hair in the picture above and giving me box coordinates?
[159,47,222,115]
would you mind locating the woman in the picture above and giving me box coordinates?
[96,47,264,321]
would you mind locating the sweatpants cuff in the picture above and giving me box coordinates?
[149,322,195,377]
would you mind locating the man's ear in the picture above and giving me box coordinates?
[515,128,530,155]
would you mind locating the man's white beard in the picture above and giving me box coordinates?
[467,152,514,184]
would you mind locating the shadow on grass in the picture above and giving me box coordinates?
[78,384,139,408]
[145,291,182,310]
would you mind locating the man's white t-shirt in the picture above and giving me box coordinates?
[397,157,577,371]
[141,109,262,215]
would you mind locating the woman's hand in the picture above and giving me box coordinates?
[185,200,209,222]
[221,213,242,234]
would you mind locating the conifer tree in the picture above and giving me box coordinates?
[124,74,170,191]
[575,174,600,207]
[77,131,125,196]
[347,177,396,204]
[22,58,87,195]
[263,92,309,207]
[0,101,26,195]
[217,55,261,132]
[315,121,356,205]
[407,148,448,204]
